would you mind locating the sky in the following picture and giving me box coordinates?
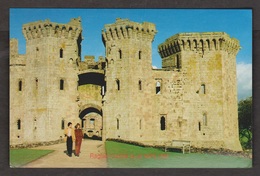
[10,8,252,100]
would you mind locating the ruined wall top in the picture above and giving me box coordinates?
[22,17,82,40]
[79,56,106,71]
[10,38,18,57]
[102,18,157,45]
[10,38,26,66]
[158,32,240,58]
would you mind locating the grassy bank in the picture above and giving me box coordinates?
[10,149,54,167]
[105,141,252,168]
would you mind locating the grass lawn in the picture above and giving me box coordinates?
[105,141,252,168]
[10,149,54,167]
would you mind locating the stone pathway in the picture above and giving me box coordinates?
[22,139,108,168]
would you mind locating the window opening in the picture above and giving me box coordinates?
[18,80,22,91]
[139,51,142,60]
[60,79,64,90]
[60,48,63,58]
[160,116,166,130]
[61,119,65,130]
[156,81,161,94]
[17,119,21,130]
[117,119,119,130]
[201,84,206,94]
[119,49,122,59]
[198,122,201,131]
[139,80,142,90]
[116,79,120,90]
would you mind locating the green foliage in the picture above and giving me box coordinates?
[105,141,251,168]
[10,149,54,167]
[238,96,252,149]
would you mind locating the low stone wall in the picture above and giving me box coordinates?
[10,139,64,149]
[191,147,252,158]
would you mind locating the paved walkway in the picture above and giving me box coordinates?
[22,139,108,168]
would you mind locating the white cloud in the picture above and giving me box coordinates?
[236,62,252,100]
[152,65,158,69]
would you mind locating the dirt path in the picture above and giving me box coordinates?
[22,139,107,168]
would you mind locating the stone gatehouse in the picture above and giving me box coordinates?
[10,17,242,151]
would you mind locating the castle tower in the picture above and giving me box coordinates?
[102,18,157,140]
[10,39,27,145]
[158,32,242,151]
[10,18,82,144]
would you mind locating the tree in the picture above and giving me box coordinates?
[238,96,252,149]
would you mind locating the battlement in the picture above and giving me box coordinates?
[10,38,18,57]
[22,17,82,40]
[79,56,106,71]
[158,32,240,58]
[102,18,157,45]
[10,39,26,66]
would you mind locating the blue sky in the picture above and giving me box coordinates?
[10,8,252,100]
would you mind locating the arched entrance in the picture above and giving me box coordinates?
[79,105,103,140]
[77,70,105,141]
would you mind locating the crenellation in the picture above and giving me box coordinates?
[22,18,82,41]
[159,33,240,60]
[102,18,157,45]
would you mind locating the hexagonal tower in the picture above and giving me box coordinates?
[102,18,157,140]
[158,32,242,151]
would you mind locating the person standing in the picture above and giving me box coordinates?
[74,123,84,157]
[64,122,75,157]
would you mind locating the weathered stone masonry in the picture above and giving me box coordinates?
[10,17,242,151]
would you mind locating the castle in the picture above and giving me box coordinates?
[10,17,242,151]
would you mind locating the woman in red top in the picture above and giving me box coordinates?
[74,123,84,157]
